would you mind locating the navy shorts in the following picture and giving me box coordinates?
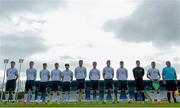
[39,82,48,92]
[77,79,85,90]
[91,80,99,90]
[63,82,71,92]
[104,79,113,90]
[117,80,128,91]
[166,80,177,91]
[5,79,16,91]
[25,80,35,92]
[51,81,60,91]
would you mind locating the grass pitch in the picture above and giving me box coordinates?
[0,101,180,107]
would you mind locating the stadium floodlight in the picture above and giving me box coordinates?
[0,59,9,101]
[15,59,24,102]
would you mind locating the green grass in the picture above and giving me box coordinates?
[0,101,180,107]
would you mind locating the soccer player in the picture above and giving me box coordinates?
[39,63,50,102]
[61,64,73,102]
[50,63,61,102]
[89,61,100,101]
[5,61,18,102]
[147,61,161,102]
[116,61,130,102]
[133,60,145,102]
[103,60,114,102]
[24,61,37,102]
[162,61,178,103]
[75,60,87,102]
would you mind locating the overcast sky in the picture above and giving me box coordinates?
[0,0,180,80]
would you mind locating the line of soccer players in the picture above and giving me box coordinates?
[4,60,178,103]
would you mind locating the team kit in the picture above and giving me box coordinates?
[4,60,178,103]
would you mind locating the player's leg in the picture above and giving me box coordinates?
[166,80,171,103]
[117,80,121,102]
[76,80,80,102]
[96,81,100,101]
[124,81,130,102]
[57,81,62,102]
[5,80,10,102]
[104,79,108,102]
[11,79,16,102]
[109,79,114,102]
[81,79,85,101]
[30,80,36,102]
[24,80,29,102]
[171,80,177,103]
[62,82,65,102]
[90,80,93,100]
[67,82,71,102]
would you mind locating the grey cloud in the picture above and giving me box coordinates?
[0,0,66,15]
[0,30,48,58]
[104,0,180,48]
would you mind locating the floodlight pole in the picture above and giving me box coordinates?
[0,59,9,101]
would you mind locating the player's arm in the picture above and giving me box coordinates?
[162,68,166,84]
[116,70,119,80]
[89,71,92,80]
[85,68,87,78]
[103,68,105,79]
[15,69,19,80]
[34,69,37,80]
[133,69,136,79]
[112,68,114,79]
[48,71,50,80]
[174,68,177,84]
[71,71,73,81]
[75,68,77,79]
[147,70,153,81]
[126,69,128,80]
[158,70,161,81]
[98,70,100,80]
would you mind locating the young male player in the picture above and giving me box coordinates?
[24,61,37,102]
[5,61,18,102]
[133,60,145,102]
[116,61,130,102]
[75,60,87,102]
[147,61,161,102]
[61,64,73,102]
[39,63,50,102]
[89,61,100,101]
[162,61,178,103]
[50,63,61,102]
[103,60,114,102]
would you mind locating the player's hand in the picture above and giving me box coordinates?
[163,81,166,85]
[175,80,178,85]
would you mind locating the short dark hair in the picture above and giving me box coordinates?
[43,63,47,66]
[120,61,124,64]
[30,61,34,64]
[55,63,59,65]
[65,64,69,66]
[11,61,15,64]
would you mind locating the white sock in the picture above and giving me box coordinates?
[127,94,130,101]
[5,94,9,101]
[67,93,70,101]
[117,93,120,101]
[31,94,35,102]
[24,94,28,102]
[12,93,16,101]
[104,93,107,101]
